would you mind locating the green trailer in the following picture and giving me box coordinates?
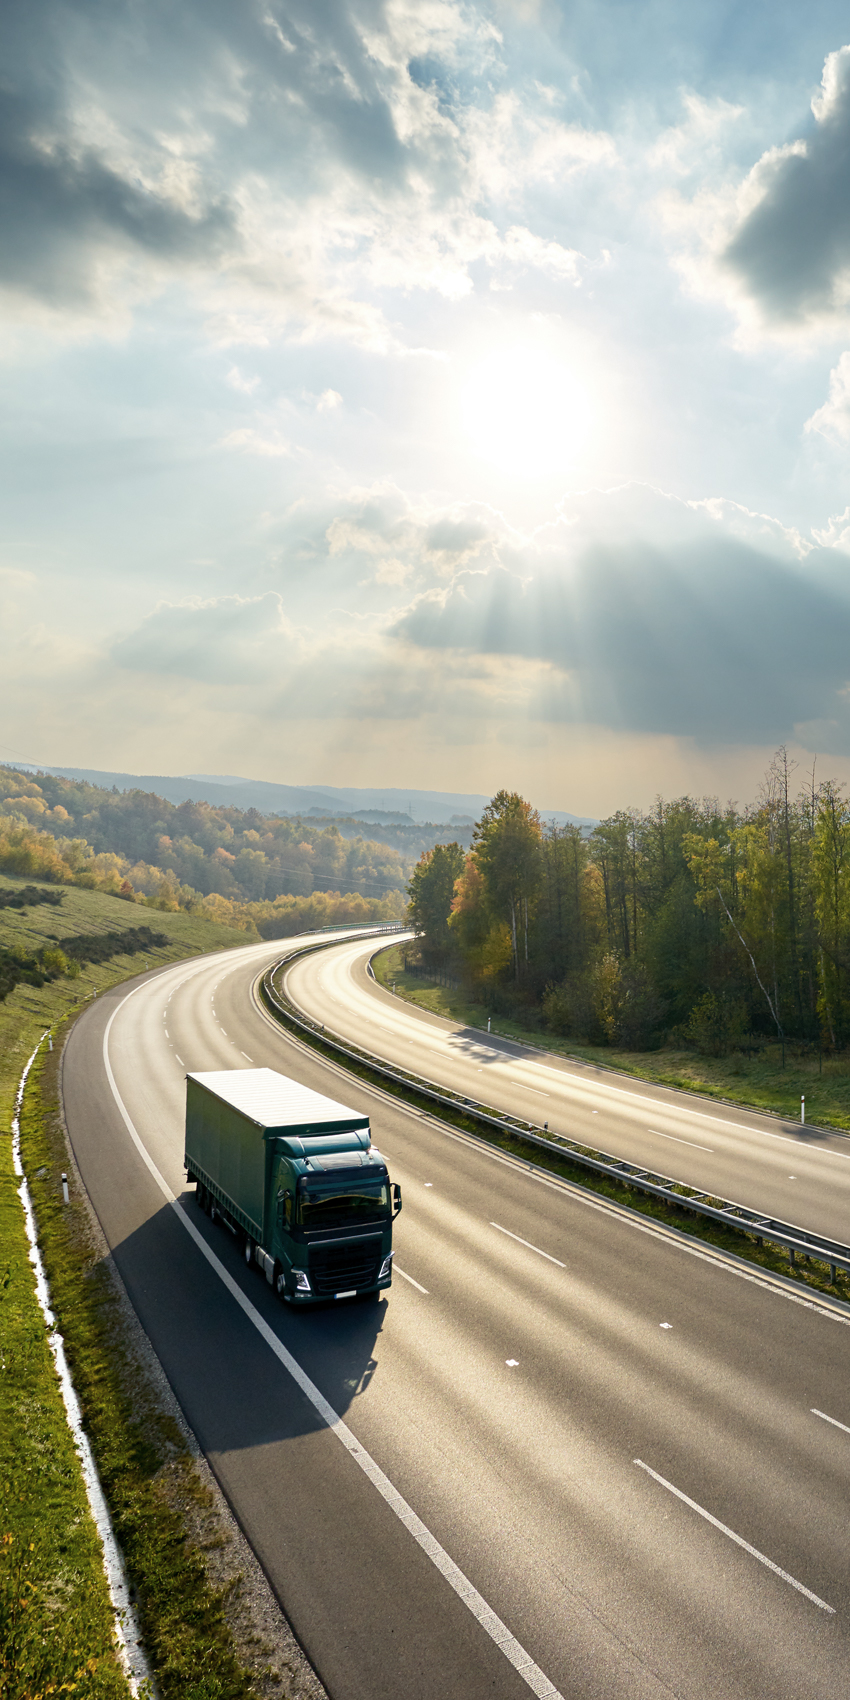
[184,1068,401,1303]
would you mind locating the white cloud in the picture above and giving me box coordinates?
[220,426,292,457]
[805,352,850,440]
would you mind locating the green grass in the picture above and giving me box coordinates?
[17,1043,267,1699]
[0,877,275,1697]
[373,944,850,1134]
[0,1101,129,1699]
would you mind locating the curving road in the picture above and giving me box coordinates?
[283,934,850,1245]
[61,931,850,1700]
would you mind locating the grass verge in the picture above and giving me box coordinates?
[0,882,291,1698]
[267,958,850,1308]
[17,1035,267,1699]
[1,1054,129,1699]
[373,943,850,1134]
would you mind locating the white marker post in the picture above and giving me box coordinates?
[801,1095,805,1125]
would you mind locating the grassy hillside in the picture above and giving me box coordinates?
[0,874,250,1125]
[0,880,265,1695]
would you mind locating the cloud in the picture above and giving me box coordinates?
[111,592,297,684]
[722,46,850,324]
[0,73,235,316]
[220,427,293,458]
[805,351,850,439]
[390,488,850,744]
[0,0,613,343]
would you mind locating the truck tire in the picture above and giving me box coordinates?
[243,1236,253,1267]
[196,1184,207,1211]
[274,1268,287,1300]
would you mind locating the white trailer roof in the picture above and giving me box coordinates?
[187,1067,369,1131]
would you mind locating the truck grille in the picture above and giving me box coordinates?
[310,1242,382,1296]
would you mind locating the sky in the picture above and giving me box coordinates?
[3,0,850,817]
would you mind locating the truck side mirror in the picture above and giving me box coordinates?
[392,1183,402,1218]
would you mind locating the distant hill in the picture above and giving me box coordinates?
[12,764,596,829]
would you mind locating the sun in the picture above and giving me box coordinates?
[460,336,598,479]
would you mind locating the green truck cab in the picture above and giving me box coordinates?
[184,1068,401,1303]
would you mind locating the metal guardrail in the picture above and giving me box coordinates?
[260,944,850,1285]
[313,922,407,934]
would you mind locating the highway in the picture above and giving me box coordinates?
[283,934,850,1245]
[61,931,850,1700]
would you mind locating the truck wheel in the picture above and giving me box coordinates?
[243,1237,254,1267]
[197,1184,207,1211]
[274,1268,287,1299]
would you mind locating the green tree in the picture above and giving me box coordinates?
[407,842,466,958]
[472,791,542,979]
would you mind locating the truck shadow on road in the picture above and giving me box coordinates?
[109,1196,389,1452]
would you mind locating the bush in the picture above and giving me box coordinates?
[686,991,749,1056]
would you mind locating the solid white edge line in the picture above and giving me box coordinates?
[394,1265,429,1294]
[491,1223,566,1268]
[14,1034,154,1694]
[633,1460,834,1613]
[101,986,564,1700]
[811,1407,850,1436]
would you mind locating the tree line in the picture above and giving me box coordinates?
[0,766,410,907]
[407,754,850,1056]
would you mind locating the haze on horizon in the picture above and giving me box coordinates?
[3,0,850,818]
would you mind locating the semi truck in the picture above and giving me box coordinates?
[184,1067,401,1303]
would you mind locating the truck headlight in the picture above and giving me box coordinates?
[378,1253,394,1280]
[292,1269,311,1293]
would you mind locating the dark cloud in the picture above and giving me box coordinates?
[0,91,234,305]
[393,537,850,743]
[0,0,446,310]
[723,47,850,320]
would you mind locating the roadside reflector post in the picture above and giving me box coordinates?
[61,1173,69,1205]
[48,1034,53,1052]
[830,1263,837,1284]
[801,1095,805,1125]
[487,1017,491,1033]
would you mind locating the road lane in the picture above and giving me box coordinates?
[60,934,850,1700]
[283,935,850,1243]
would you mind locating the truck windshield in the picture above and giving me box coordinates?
[299,1182,389,1230]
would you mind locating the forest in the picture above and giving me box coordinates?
[0,765,409,903]
[408,753,850,1057]
[0,766,406,935]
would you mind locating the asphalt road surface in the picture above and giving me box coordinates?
[283,934,850,1246]
[62,932,850,1700]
